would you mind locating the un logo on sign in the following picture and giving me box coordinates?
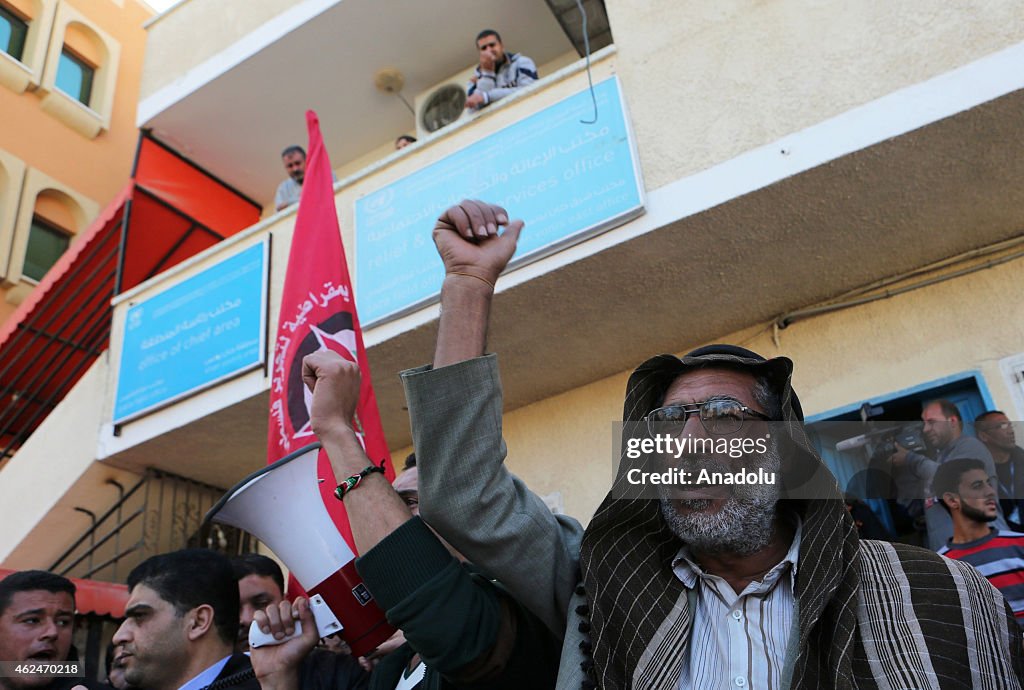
[127,307,144,331]
[364,187,394,214]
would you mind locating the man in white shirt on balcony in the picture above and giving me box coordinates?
[274,146,337,212]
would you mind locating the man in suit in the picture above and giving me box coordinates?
[113,549,260,690]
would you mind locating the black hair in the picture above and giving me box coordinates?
[394,135,417,148]
[404,452,417,470]
[924,399,963,429]
[281,145,306,159]
[975,410,1008,429]
[230,554,284,594]
[933,457,987,513]
[0,570,75,617]
[475,29,501,45]
[126,549,238,646]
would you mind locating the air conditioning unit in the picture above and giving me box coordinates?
[413,65,476,138]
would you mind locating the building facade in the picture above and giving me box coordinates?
[0,0,152,323]
[2,0,1024,577]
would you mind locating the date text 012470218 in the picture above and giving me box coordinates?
[0,661,83,677]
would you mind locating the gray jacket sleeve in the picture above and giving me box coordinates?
[904,450,938,487]
[401,354,584,636]
[471,54,539,105]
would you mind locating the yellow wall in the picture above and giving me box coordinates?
[139,0,296,101]
[0,0,151,310]
[606,0,1024,190]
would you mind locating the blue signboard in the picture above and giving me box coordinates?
[355,76,644,326]
[114,241,268,424]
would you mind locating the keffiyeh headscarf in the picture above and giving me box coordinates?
[578,345,861,690]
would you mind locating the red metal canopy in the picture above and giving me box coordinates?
[0,568,128,618]
[0,135,262,460]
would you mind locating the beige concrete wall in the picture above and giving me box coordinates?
[0,355,142,566]
[606,0,1024,189]
[441,254,1024,523]
[140,0,301,100]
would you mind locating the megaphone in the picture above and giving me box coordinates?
[205,443,395,657]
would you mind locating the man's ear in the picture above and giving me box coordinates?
[942,491,960,512]
[186,605,216,641]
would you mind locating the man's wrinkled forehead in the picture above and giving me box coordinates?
[3,590,75,617]
[659,363,766,405]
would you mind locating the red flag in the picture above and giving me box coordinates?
[268,111,394,550]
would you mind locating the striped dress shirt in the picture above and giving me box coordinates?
[672,521,801,690]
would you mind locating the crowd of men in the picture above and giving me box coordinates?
[273,28,536,212]
[4,198,1024,690]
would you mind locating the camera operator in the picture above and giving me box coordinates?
[891,399,1007,550]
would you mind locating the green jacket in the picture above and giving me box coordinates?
[356,517,559,690]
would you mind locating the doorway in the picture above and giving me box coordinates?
[806,372,992,537]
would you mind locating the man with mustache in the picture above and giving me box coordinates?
[402,199,1024,689]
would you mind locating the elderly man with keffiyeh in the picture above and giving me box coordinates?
[400,200,1024,690]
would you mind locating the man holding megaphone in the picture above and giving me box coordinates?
[249,351,559,690]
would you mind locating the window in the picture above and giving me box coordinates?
[0,4,27,62]
[24,217,70,281]
[55,48,93,106]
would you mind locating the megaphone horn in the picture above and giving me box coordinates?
[205,442,395,657]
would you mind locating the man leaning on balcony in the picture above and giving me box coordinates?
[274,145,338,212]
[465,29,537,111]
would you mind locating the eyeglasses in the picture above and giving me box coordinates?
[644,397,772,437]
[980,421,1014,432]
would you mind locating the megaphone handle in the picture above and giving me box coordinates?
[248,595,343,649]
[249,619,303,648]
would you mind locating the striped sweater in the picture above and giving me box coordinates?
[940,529,1024,629]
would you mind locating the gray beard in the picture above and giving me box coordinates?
[659,443,783,556]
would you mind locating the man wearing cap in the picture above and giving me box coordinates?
[403,199,1024,689]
